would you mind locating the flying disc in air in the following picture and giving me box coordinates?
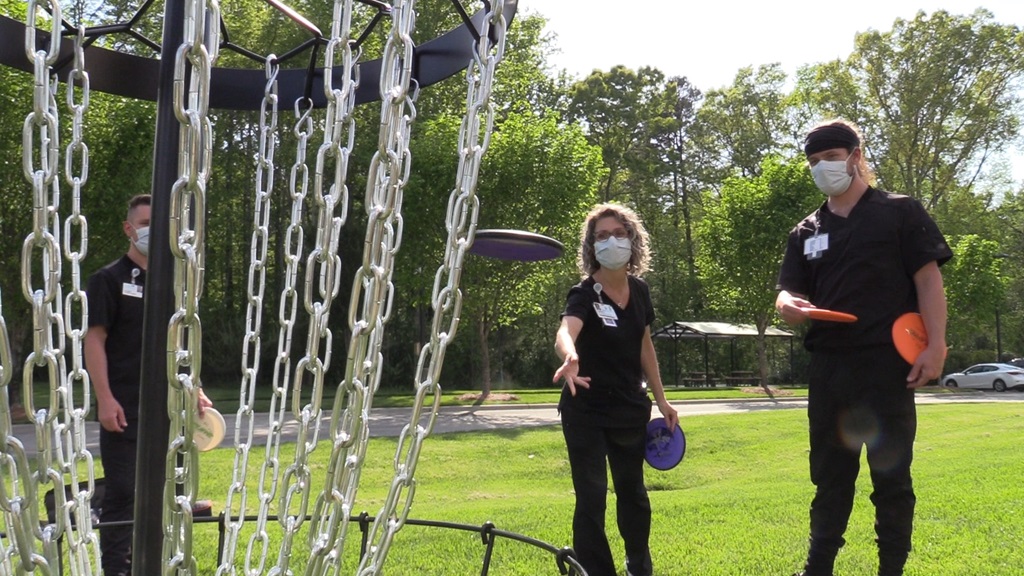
[645,418,685,471]
[806,308,858,323]
[892,312,930,364]
[193,407,226,452]
[468,229,564,261]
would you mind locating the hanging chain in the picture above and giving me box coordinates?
[352,0,422,572]
[1,2,514,576]
[5,1,66,574]
[298,0,368,572]
[231,98,316,576]
[214,56,279,576]
[0,287,15,576]
[265,0,362,571]
[164,0,220,573]
[358,2,507,574]
[60,25,100,576]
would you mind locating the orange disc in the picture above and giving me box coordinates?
[892,312,929,364]
[807,308,858,323]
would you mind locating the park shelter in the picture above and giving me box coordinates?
[652,321,795,387]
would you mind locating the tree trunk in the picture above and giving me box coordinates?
[478,311,492,396]
[602,167,618,202]
[756,321,774,398]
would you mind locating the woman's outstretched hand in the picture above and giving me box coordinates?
[553,353,591,396]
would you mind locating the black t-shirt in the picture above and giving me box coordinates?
[777,187,952,352]
[87,255,146,421]
[558,275,654,427]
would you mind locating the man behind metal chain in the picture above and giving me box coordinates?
[84,194,213,575]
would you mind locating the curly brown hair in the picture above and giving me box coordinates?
[577,202,651,278]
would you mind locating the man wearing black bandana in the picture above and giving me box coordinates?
[775,120,952,576]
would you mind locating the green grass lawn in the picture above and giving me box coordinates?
[27,378,981,417]
[122,402,1024,575]
[25,382,791,418]
[195,384,810,411]
[17,389,1017,575]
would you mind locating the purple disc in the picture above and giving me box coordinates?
[468,229,564,261]
[645,417,685,470]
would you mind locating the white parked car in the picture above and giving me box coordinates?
[942,363,1024,392]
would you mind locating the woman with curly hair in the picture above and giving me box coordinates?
[553,202,679,576]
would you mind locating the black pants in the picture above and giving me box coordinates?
[803,347,917,576]
[100,426,137,576]
[562,419,652,576]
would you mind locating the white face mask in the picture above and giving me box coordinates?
[810,154,855,197]
[594,236,632,270]
[132,225,150,256]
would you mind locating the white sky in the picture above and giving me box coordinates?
[516,1,1024,91]
[515,0,1024,180]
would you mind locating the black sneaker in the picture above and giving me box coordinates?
[626,561,651,576]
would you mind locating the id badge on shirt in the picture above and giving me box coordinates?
[122,283,144,298]
[593,302,618,327]
[804,232,829,261]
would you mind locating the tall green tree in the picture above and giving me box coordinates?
[993,188,1024,359]
[695,156,820,386]
[692,64,796,180]
[400,110,603,393]
[798,9,1024,211]
[646,76,706,320]
[566,65,673,203]
[942,235,1010,363]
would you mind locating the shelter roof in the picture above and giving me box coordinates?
[652,321,794,340]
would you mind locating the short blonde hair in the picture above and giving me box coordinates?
[577,202,651,277]
[126,193,151,221]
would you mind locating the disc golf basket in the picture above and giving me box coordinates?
[0,0,584,574]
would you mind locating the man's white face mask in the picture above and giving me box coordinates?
[810,152,856,197]
[132,225,150,256]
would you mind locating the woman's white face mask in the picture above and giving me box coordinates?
[810,152,856,197]
[594,236,632,270]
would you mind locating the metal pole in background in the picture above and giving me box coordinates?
[994,253,1010,364]
[995,307,1002,362]
[132,0,184,572]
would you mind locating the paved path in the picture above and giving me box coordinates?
[8,391,1023,454]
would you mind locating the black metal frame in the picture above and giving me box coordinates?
[2,1,529,574]
[1,1,517,110]
[31,511,582,576]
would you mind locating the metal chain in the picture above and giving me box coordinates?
[212,55,278,576]
[357,2,507,573]
[267,0,362,570]
[298,0,368,572]
[231,97,315,576]
[0,287,15,576]
[164,0,220,573]
[351,0,422,572]
[0,3,511,576]
[59,25,100,576]
[5,1,66,574]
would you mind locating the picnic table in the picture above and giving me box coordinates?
[681,371,712,387]
[724,371,759,386]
